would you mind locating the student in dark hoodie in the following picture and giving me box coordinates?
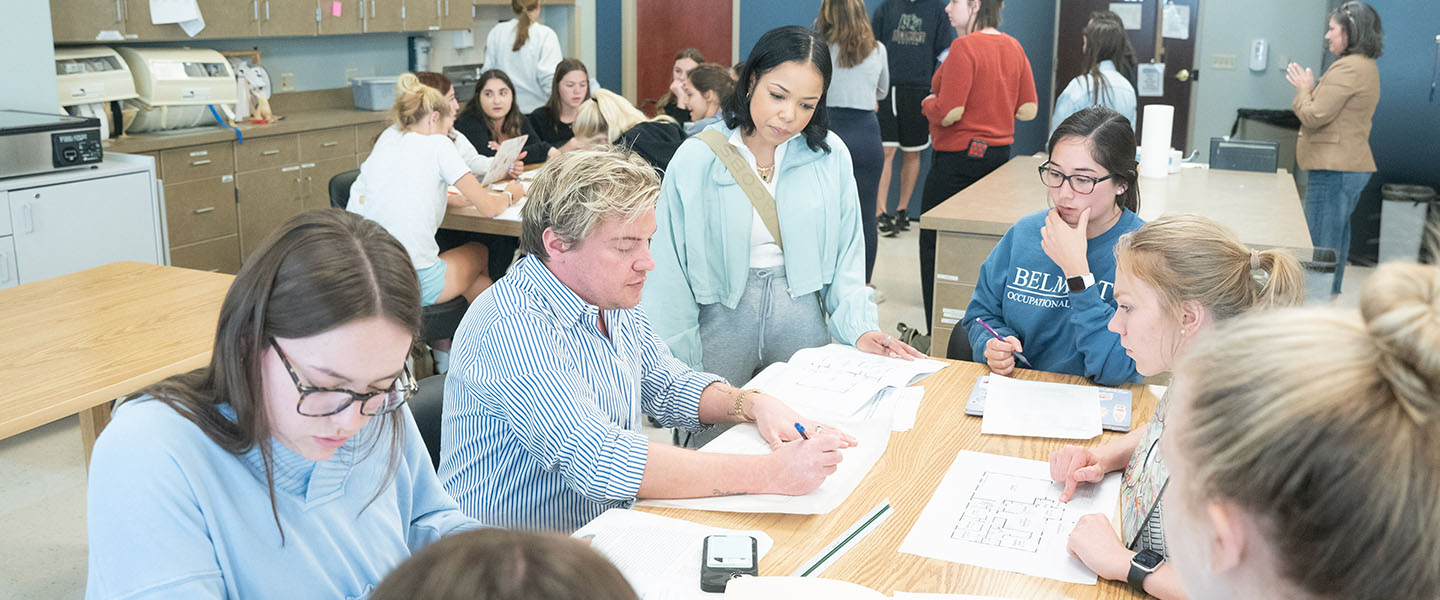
[573,89,687,173]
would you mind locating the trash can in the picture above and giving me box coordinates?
[1379,184,1438,263]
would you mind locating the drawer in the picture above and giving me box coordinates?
[932,280,976,340]
[160,142,234,184]
[299,127,358,161]
[355,121,390,156]
[164,176,238,247]
[170,234,241,274]
[930,324,955,359]
[935,231,1001,286]
[235,134,299,172]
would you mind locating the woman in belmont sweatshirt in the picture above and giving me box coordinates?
[85,210,481,599]
[962,107,1143,386]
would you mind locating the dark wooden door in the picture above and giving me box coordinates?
[635,0,733,115]
[1054,0,1199,152]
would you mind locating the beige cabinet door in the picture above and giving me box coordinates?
[301,156,359,212]
[437,0,472,30]
[170,235,242,274]
[237,165,304,259]
[195,0,262,39]
[121,0,186,40]
[364,0,405,32]
[259,0,318,36]
[50,0,126,43]
[164,176,239,247]
[318,0,365,34]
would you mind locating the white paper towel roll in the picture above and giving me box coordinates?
[1139,104,1174,179]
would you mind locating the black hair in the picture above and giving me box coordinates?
[1332,1,1383,59]
[722,25,832,153]
[464,69,526,140]
[1047,106,1140,213]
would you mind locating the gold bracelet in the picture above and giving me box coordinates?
[732,389,757,423]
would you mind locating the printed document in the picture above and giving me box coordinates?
[979,374,1102,439]
[743,343,945,419]
[574,509,774,600]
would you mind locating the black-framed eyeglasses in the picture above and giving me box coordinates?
[270,337,416,417]
[1038,162,1116,194]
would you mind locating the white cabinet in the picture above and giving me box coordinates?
[0,154,165,286]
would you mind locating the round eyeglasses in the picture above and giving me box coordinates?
[1038,162,1117,194]
[271,338,416,417]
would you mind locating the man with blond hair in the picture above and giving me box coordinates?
[439,148,853,532]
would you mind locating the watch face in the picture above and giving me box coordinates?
[1133,549,1164,570]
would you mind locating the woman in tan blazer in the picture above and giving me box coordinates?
[1285,0,1382,297]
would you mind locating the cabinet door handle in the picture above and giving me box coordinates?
[446,0,451,17]
[115,0,124,24]
[265,0,271,21]
[193,206,216,214]
[190,159,212,166]
[0,252,9,284]
[322,141,339,147]
[370,0,375,19]
[20,203,34,233]
[262,149,280,156]
[253,0,259,21]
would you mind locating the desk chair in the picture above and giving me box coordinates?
[946,325,975,363]
[329,169,361,209]
[408,373,446,470]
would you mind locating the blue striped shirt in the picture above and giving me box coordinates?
[439,255,722,532]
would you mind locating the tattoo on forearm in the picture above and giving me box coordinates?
[711,489,742,497]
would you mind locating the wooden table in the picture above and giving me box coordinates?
[441,205,523,237]
[0,262,232,467]
[641,361,1158,598]
[919,154,1314,356]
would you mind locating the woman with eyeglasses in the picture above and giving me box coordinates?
[962,106,1143,385]
[85,209,481,599]
[1046,214,1304,598]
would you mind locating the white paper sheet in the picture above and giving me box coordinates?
[149,0,200,23]
[979,374,1102,439]
[892,594,1018,600]
[482,134,528,185]
[574,509,775,600]
[725,577,885,599]
[885,386,924,432]
[898,451,1122,585]
[1107,3,1142,30]
[1137,63,1166,97]
[638,415,892,515]
[744,344,946,419]
[1162,4,1191,40]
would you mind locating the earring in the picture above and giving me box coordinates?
[1180,328,1187,336]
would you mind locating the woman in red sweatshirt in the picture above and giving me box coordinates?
[917,0,1037,332]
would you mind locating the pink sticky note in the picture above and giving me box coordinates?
[331,1,342,16]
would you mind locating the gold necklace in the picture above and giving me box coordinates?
[756,163,774,182]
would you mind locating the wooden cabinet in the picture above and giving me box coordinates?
[318,0,366,34]
[50,0,127,43]
[161,142,233,182]
[169,235,241,274]
[258,0,319,37]
[120,0,187,40]
[407,0,472,31]
[237,165,305,258]
[195,0,262,39]
[235,135,299,172]
[164,176,238,246]
[300,127,358,161]
[363,0,406,32]
[301,156,359,211]
[6,172,161,283]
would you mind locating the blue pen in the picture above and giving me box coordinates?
[794,422,809,440]
[974,317,1034,369]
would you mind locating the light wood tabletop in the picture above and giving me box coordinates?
[441,205,523,237]
[920,154,1313,250]
[0,262,232,466]
[639,360,1157,598]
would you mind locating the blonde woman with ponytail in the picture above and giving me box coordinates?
[481,0,562,113]
[1048,214,1304,598]
[349,73,525,308]
[573,89,686,172]
[1161,261,1440,600]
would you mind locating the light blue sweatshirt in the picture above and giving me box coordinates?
[964,208,1143,386]
[642,122,879,371]
[1051,60,1138,134]
[86,398,480,599]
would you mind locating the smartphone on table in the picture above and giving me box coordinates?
[699,534,758,593]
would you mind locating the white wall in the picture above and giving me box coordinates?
[2,1,60,112]
[1188,0,1329,160]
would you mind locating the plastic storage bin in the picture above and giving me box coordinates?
[1379,184,1438,263]
[352,76,399,111]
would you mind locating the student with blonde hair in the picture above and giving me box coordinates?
[481,0,563,113]
[349,73,524,307]
[573,88,687,172]
[1160,261,1440,600]
[1048,213,1304,598]
[372,529,637,600]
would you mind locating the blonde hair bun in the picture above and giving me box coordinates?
[1359,263,1440,422]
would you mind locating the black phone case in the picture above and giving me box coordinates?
[699,535,758,593]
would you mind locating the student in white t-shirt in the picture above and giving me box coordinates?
[349,73,525,307]
[481,0,563,114]
[415,71,524,179]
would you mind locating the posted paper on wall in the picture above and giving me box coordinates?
[1107,2,1142,30]
[898,451,1122,585]
[1137,63,1166,97]
[1162,4,1191,40]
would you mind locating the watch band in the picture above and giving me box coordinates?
[1127,549,1164,592]
[1067,272,1095,293]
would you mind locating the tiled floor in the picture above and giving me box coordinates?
[0,221,1372,598]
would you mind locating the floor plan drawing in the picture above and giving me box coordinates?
[949,472,1069,553]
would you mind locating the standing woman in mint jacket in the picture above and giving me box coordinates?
[644,26,924,389]
[85,210,480,599]
[1286,0,1382,297]
[963,107,1143,386]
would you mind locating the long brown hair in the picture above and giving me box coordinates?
[971,0,1004,32]
[464,69,526,140]
[511,0,541,51]
[126,209,421,543]
[542,58,591,117]
[1047,106,1139,213]
[815,0,878,68]
[1078,18,1129,107]
[371,529,638,600]
[657,47,705,109]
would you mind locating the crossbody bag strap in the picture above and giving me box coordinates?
[695,129,784,250]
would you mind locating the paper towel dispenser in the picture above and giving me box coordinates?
[55,46,137,107]
[115,47,238,132]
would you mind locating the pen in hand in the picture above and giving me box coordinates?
[974,317,1034,369]
[793,422,809,440]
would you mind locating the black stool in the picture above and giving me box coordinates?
[329,169,361,209]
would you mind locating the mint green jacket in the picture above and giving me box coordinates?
[641,123,879,371]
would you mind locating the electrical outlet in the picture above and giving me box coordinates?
[280,72,295,91]
[1211,54,1237,70]
[345,67,359,81]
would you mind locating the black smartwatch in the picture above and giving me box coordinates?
[1128,549,1165,592]
[1066,272,1095,293]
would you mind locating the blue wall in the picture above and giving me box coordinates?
[595,0,623,91]
[1348,0,1440,262]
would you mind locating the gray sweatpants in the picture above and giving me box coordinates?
[684,265,831,447]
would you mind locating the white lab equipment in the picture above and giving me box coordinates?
[115,47,238,133]
[54,46,138,139]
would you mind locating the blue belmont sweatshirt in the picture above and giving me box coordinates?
[963,208,1143,386]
